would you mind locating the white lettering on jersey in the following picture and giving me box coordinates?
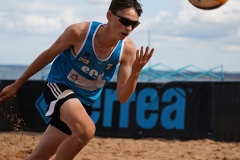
[67,69,106,91]
[81,66,100,79]
[82,66,90,73]
[89,69,98,79]
[97,72,104,80]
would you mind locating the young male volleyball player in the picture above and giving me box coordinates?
[0,0,154,159]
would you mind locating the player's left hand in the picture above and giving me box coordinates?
[132,46,154,73]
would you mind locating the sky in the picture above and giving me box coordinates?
[0,0,240,73]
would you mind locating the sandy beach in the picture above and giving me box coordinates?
[0,131,240,160]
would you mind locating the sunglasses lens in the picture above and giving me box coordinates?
[133,22,139,28]
[118,17,140,28]
[119,18,131,26]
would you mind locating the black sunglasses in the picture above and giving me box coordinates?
[113,13,140,28]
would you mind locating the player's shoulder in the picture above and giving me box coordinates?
[120,37,137,63]
[123,37,137,54]
[65,22,91,36]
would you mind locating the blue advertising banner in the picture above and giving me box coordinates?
[1,80,239,142]
[92,82,212,139]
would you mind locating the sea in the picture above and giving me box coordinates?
[1,64,240,82]
[0,64,51,80]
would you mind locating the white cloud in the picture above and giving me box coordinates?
[228,45,240,52]
[154,11,170,23]
[60,9,82,25]
[177,9,197,22]
[145,0,240,43]
[24,15,62,34]
[22,8,83,34]
[175,0,239,24]
[0,0,239,72]
[0,1,85,34]
[17,2,62,12]
[85,0,110,4]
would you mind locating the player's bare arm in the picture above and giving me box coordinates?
[0,22,89,103]
[117,38,154,103]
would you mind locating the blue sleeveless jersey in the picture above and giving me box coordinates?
[47,21,124,105]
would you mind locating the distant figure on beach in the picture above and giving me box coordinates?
[0,0,154,159]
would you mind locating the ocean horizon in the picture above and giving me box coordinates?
[0,64,51,80]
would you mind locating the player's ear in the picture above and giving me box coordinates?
[106,11,112,21]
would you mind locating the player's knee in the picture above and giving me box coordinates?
[73,121,95,145]
[82,122,95,143]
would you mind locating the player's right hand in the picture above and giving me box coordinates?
[0,84,17,104]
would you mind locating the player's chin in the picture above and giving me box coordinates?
[119,37,126,40]
[119,33,129,40]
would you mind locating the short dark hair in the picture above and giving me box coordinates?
[109,0,143,17]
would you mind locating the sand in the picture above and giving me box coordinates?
[0,131,240,160]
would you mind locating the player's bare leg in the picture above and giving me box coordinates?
[24,125,68,160]
[54,98,96,160]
